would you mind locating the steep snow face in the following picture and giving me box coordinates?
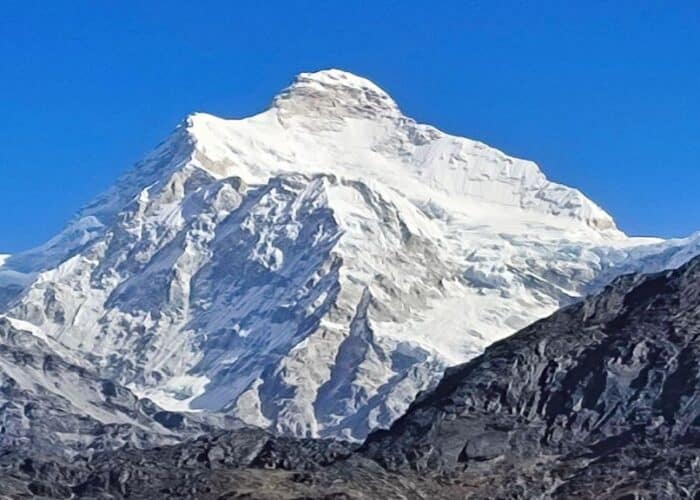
[1,69,698,441]
[185,70,619,234]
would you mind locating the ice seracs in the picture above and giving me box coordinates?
[0,69,698,441]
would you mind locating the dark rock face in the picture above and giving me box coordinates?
[3,256,700,499]
[362,255,700,497]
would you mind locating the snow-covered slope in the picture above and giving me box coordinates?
[0,317,219,457]
[1,69,698,440]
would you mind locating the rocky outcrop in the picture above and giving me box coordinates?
[361,254,700,497]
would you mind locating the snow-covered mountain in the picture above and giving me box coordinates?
[1,69,698,440]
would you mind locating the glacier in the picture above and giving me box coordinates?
[0,69,698,441]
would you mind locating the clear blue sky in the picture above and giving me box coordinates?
[1,1,698,252]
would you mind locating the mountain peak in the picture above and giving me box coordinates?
[272,69,401,119]
[2,67,698,450]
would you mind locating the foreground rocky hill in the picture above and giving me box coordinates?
[3,255,700,499]
[362,253,700,498]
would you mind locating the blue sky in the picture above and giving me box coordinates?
[1,1,698,252]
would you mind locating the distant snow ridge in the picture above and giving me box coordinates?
[1,69,698,441]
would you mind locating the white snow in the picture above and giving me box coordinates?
[0,314,46,340]
[129,375,210,412]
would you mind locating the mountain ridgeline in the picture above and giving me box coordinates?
[1,69,700,499]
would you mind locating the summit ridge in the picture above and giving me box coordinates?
[272,69,401,119]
